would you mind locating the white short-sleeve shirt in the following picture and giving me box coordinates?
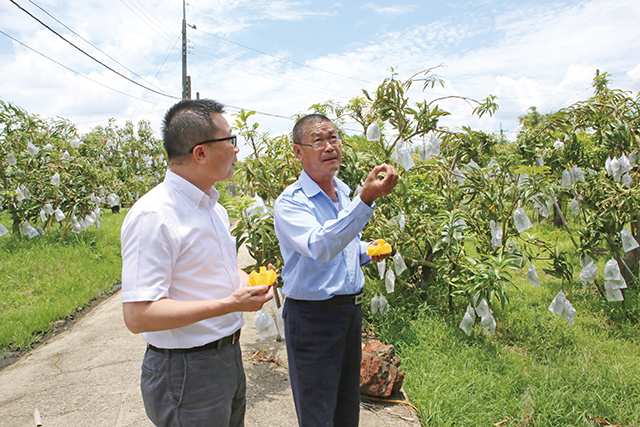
[121,171,243,348]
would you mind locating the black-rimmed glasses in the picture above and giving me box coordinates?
[296,137,342,151]
[189,135,237,153]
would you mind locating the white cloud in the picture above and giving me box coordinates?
[362,3,416,16]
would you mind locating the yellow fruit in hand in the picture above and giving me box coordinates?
[367,239,392,256]
[248,266,277,287]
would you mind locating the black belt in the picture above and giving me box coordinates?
[147,329,241,354]
[289,292,363,307]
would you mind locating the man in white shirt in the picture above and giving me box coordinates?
[121,99,273,427]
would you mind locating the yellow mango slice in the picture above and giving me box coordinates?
[367,239,392,256]
[248,266,277,287]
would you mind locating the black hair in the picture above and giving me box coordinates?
[162,99,225,162]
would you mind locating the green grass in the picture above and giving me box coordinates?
[0,211,124,352]
[365,220,640,426]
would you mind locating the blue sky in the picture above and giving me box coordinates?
[1,0,640,158]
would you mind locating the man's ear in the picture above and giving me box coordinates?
[191,145,207,164]
[293,144,304,162]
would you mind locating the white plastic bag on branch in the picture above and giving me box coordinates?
[371,294,381,314]
[513,207,532,233]
[553,140,564,150]
[51,173,60,186]
[377,260,386,280]
[604,258,627,302]
[255,307,278,339]
[466,159,480,171]
[366,123,381,142]
[604,258,624,282]
[44,203,54,215]
[517,173,529,187]
[54,208,65,222]
[571,166,585,183]
[579,261,598,288]
[36,226,45,236]
[532,196,550,218]
[21,221,39,238]
[561,169,573,189]
[0,223,8,236]
[562,300,576,326]
[459,304,476,336]
[535,157,544,166]
[106,194,120,208]
[385,269,395,293]
[621,173,632,188]
[7,152,17,166]
[474,298,496,334]
[452,167,465,185]
[61,151,70,162]
[245,194,266,217]
[490,220,503,249]
[527,262,539,287]
[393,251,407,276]
[548,291,576,326]
[397,213,405,232]
[618,154,631,174]
[392,140,415,171]
[548,291,567,316]
[481,312,497,334]
[570,198,581,215]
[20,186,31,200]
[27,142,39,155]
[15,187,25,202]
[84,214,95,228]
[418,134,440,161]
[70,138,81,148]
[378,294,389,314]
[621,228,639,253]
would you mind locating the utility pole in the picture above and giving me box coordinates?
[181,0,191,99]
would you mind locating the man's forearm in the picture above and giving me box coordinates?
[123,298,234,334]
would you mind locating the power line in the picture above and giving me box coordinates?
[8,0,180,100]
[0,30,171,106]
[118,0,177,46]
[130,0,177,36]
[25,0,172,95]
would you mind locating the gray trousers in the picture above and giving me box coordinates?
[140,341,246,427]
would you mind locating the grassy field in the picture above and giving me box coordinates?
[0,211,123,352]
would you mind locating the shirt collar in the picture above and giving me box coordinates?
[164,170,220,208]
[299,170,351,198]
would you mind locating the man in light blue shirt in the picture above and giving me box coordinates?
[274,113,398,427]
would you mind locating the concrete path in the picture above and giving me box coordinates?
[0,246,421,427]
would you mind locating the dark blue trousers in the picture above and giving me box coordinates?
[283,297,362,427]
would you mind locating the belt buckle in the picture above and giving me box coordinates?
[354,294,363,305]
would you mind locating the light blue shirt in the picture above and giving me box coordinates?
[274,171,375,300]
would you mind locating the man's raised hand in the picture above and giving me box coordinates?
[359,163,399,206]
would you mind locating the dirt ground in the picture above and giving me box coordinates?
[0,244,421,427]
